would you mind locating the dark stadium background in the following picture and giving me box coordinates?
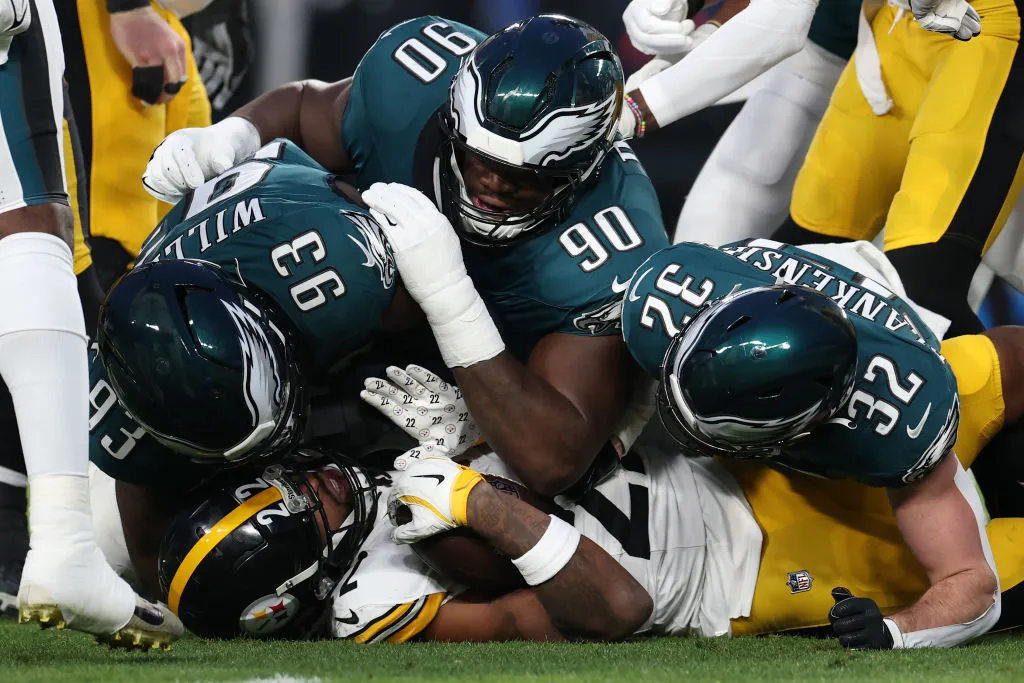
[229,0,1024,327]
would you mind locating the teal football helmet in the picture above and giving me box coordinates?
[439,14,624,245]
[658,285,859,459]
[97,259,304,464]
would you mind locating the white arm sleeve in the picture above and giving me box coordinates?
[637,0,819,128]
[894,461,1001,649]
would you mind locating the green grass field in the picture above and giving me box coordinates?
[3,620,1023,683]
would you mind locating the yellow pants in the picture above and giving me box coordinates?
[730,333,1019,636]
[791,0,1024,253]
[57,0,211,258]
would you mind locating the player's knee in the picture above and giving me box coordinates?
[0,203,75,252]
[886,241,984,337]
[771,215,851,246]
[983,325,1024,425]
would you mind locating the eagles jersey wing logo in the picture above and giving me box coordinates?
[574,297,623,335]
[344,210,396,290]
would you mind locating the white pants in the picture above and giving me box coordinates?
[673,41,847,246]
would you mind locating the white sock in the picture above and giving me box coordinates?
[0,232,89,479]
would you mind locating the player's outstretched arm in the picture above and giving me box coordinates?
[143,78,354,202]
[886,453,1000,640]
[832,452,999,649]
[233,78,354,172]
[625,0,817,133]
[390,457,652,642]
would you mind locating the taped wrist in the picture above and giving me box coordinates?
[511,514,581,586]
[418,275,505,368]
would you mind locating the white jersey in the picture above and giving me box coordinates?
[556,446,762,636]
[464,447,763,638]
[330,481,459,643]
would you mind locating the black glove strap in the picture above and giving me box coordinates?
[107,0,151,13]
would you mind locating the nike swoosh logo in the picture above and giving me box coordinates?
[412,474,444,485]
[628,267,653,303]
[611,276,630,294]
[336,610,360,625]
[134,601,166,626]
[906,403,932,439]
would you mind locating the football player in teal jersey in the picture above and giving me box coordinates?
[140,15,670,496]
[89,139,417,591]
[621,238,1024,651]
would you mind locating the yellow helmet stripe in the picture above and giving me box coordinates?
[168,486,283,615]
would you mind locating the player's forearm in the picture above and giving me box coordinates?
[889,568,999,646]
[232,78,352,172]
[454,356,608,496]
[467,483,651,640]
[634,0,816,128]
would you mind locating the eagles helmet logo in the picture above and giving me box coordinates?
[449,59,618,170]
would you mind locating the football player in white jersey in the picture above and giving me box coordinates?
[143,425,1022,647]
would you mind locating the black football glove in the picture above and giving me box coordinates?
[828,587,895,650]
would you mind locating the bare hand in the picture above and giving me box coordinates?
[109,7,188,105]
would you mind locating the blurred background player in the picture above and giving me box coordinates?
[56,0,212,291]
[771,0,1023,338]
[0,0,181,648]
[659,0,860,246]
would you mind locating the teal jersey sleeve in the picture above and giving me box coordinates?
[621,239,958,487]
[462,142,669,359]
[342,16,486,188]
[92,139,397,490]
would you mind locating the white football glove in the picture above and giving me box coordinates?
[362,182,505,368]
[910,0,981,41]
[0,0,30,66]
[387,456,485,544]
[623,0,691,56]
[142,116,261,203]
[360,364,482,461]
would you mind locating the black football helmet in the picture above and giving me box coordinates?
[158,449,381,638]
[658,285,859,459]
[438,14,624,245]
[96,259,304,464]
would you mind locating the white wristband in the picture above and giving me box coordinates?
[882,618,905,649]
[511,514,581,586]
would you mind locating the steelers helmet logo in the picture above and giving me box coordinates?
[418,428,431,439]
[416,407,428,417]
[445,425,456,435]
[238,593,300,635]
[443,403,456,414]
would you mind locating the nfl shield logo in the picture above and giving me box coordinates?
[786,570,813,593]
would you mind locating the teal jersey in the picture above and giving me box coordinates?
[90,139,397,491]
[622,239,959,488]
[807,0,860,60]
[342,16,669,358]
